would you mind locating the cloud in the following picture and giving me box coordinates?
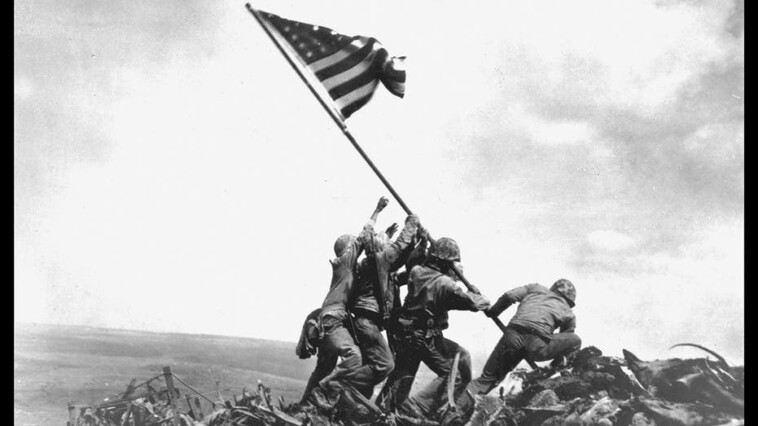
[587,230,636,252]
[14,0,743,364]
[451,0,743,264]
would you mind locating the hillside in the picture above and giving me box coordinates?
[15,323,743,425]
[14,323,314,425]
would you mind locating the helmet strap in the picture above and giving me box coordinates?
[426,257,452,275]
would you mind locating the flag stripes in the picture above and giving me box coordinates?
[254,9,405,119]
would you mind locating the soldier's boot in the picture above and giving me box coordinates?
[306,383,341,412]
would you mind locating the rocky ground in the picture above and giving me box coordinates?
[69,345,744,426]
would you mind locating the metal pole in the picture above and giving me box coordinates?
[246,3,511,341]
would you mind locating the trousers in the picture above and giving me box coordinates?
[378,332,472,417]
[468,327,581,395]
[301,313,375,402]
[352,314,395,398]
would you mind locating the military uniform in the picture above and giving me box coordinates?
[468,281,582,395]
[377,264,490,417]
[308,221,375,398]
[296,308,332,403]
[349,217,418,397]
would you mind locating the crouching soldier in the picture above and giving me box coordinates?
[349,214,420,398]
[305,197,389,408]
[468,279,582,395]
[377,237,490,419]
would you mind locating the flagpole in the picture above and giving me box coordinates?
[246,4,509,341]
[246,4,413,215]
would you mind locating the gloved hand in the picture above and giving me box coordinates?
[385,223,399,239]
[416,223,429,240]
[484,306,499,318]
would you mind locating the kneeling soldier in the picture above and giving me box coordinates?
[468,279,582,395]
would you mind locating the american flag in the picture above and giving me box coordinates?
[254,9,406,119]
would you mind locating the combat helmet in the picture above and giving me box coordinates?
[429,237,461,262]
[550,278,576,308]
[334,234,356,257]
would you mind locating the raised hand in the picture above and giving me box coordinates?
[385,223,399,239]
[376,196,390,211]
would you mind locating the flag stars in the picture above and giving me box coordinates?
[283,26,290,32]
[313,25,319,31]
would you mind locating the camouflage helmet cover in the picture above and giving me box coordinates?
[550,278,576,307]
[334,234,356,257]
[430,237,461,262]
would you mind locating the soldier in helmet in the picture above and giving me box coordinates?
[303,196,390,407]
[467,278,582,395]
[377,237,490,419]
[348,213,421,398]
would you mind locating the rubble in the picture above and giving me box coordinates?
[66,345,743,426]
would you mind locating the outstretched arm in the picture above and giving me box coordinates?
[369,196,389,224]
[438,279,491,312]
[382,214,420,269]
[485,283,542,318]
[357,196,390,248]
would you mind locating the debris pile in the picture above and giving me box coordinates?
[466,345,744,426]
[67,345,743,426]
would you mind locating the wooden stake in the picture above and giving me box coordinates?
[185,395,196,420]
[120,402,133,426]
[193,396,204,419]
[163,367,182,426]
[67,402,76,426]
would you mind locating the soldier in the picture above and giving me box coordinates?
[348,213,421,398]
[377,237,490,419]
[304,196,389,408]
[468,279,582,395]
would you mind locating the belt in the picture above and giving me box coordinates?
[507,323,552,343]
[394,316,442,334]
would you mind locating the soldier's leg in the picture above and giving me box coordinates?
[353,316,395,397]
[376,341,421,410]
[525,332,582,362]
[405,336,471,416]
[468,328,526,395]
[301,342,338,403]
[317,321,364,390]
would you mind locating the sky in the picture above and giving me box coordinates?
[15,0,743,369]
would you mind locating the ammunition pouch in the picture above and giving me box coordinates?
[392,309,443,342]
